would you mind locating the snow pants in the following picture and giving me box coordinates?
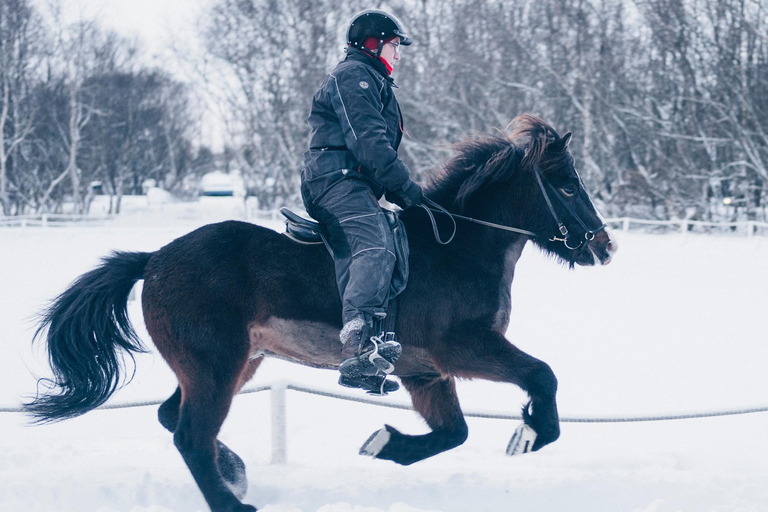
[302,175,396,325]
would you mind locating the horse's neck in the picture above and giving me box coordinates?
[403,203,528,273]
[412,188,528,261]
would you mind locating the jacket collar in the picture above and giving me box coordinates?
[345,47,396,86]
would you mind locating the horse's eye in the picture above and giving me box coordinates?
[559,184,577,197]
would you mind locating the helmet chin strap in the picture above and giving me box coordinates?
[358,39,385,59]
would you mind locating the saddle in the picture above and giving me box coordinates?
[279,207,327,245]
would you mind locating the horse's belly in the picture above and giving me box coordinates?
[247,316,442,377]
[248,317,341,369]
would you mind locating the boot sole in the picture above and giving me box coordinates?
[338,375,400,394]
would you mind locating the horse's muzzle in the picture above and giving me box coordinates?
[588,229,617,266]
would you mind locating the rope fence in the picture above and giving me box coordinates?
[6,381,767,464]
[4,380,767,422]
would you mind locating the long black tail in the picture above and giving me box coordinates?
[25,251,152,423]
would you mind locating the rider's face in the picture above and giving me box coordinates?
[380,37,401,67]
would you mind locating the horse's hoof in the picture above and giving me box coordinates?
[359,427,391,457]
[506,423,537,456]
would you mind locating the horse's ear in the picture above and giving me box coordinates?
[548,132,572,153]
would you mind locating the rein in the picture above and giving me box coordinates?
[418,198,535,245]
[417,166,606,250]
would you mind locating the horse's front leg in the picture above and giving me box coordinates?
[360,374,468,465]
[435,326,560,453]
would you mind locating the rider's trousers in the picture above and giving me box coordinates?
[302,177,396,325]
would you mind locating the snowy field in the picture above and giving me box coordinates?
[1,197,767,512]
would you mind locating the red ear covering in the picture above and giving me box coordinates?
[362,36,380,51]
[361,36,395,75]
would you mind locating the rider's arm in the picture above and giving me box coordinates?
[327,66,420,205]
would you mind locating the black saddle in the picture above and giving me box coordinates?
[280,207,327,244]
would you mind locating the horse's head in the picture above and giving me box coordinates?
[509,114,617,267]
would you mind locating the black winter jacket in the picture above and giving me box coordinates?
[301,48,418,205]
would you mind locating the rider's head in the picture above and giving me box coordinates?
[346,9,412,65]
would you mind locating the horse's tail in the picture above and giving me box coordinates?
[25,251,152,423]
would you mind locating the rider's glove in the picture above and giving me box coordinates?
[389,182,423,210]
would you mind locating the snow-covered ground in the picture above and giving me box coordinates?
[2,198,767,512]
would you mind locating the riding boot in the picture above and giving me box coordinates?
[338,317,401,394]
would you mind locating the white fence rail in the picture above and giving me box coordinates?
[3,211,767,236]
[5,380,768,464]
[0,213,113,228]
[604,217,768,236]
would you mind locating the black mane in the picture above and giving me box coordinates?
[428,136,523,211]
[426,114,569,212]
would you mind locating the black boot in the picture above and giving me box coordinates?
[339,317,400,392]
[339,338,402,377]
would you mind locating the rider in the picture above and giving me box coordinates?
[300,9,423,393]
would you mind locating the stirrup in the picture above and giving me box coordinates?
[338,374,399,395]
[366,334,398,373]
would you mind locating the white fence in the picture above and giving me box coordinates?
[5,380,767,464]
[0,213,113,228]
[235,382,768,463]
[3,211,768,237]
[605,217,768,237]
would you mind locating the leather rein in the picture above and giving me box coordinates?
[417,167,607,249]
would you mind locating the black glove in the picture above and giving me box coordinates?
[388,182,423,210]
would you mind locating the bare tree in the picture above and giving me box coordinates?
[0,0,41,215]
[198,0,357,207]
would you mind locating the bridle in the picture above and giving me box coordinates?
[418,166,607,250]
[532,166,607,250]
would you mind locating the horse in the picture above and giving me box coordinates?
[26,114,616,512]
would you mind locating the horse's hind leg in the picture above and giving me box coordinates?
[439,328,560,452]
[159,387,247,500]
[158,357,262,501]
[159,358,263,433]
[156,339,259,512]
[361,375,468,465]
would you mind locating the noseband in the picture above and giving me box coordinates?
[419,167,606,250]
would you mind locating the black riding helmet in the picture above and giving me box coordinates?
[346,9,413,53]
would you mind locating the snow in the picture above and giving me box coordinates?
[1,198,767,512]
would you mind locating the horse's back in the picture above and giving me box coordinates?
[141,220,344,366]
[144,219,335,305]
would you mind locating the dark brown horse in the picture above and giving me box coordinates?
[27,115,616,512]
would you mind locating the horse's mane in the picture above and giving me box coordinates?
[429,114,567,211]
